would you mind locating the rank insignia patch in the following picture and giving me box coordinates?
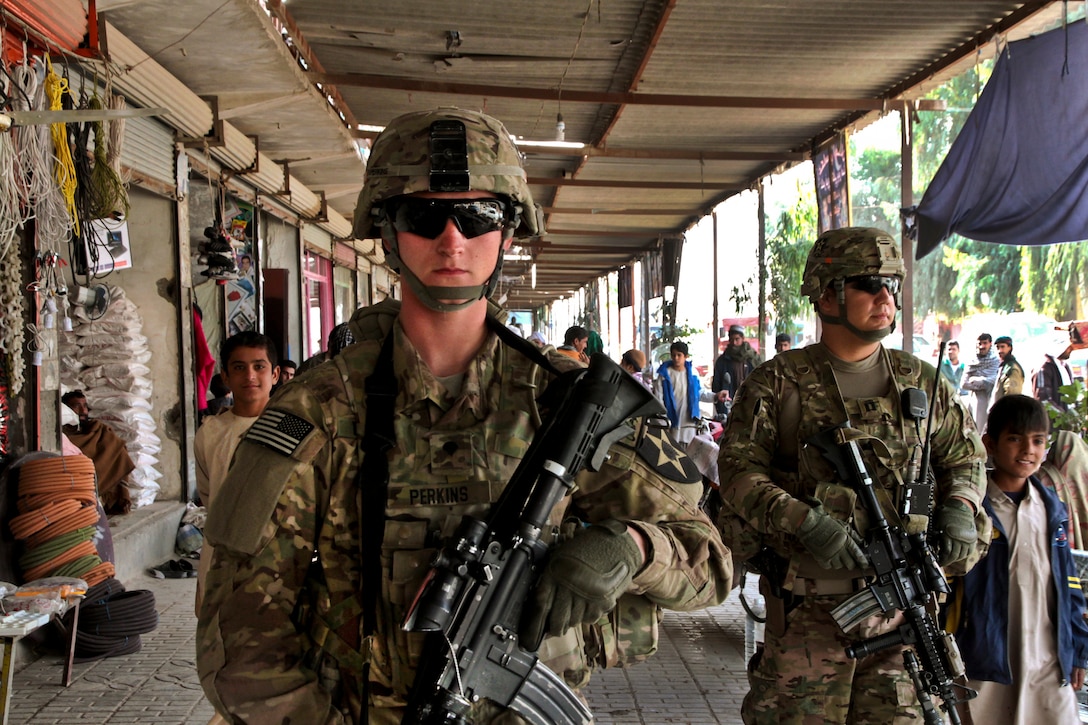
[636,427,701,484]
[245,409,315,457]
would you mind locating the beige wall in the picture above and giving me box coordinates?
[110,187,184,501]
[262,214,302,363]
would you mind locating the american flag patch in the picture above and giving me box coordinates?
[245,409,315,457]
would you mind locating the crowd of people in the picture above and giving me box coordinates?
[942,328,1081,434]
[185,107,1088,725]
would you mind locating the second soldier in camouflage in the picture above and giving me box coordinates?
[717,227,989,724]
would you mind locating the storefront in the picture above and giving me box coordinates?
[0,3,388,591]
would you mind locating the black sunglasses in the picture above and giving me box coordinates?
[845,275,901,296]
[387,197,510,240]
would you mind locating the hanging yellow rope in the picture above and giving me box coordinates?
[43,55,80,236]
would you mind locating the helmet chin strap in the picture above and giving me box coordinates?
[817,280,897,343]
[379,223,509,313]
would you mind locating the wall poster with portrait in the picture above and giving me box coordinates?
[223,200,259,336]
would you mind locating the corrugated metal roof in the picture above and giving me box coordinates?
[98,0,1065,306]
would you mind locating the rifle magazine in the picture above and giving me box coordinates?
[830,588,883,632]
[508,658,592,725]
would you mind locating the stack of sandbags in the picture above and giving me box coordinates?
[8,455,114,587]
[60,286,162,508]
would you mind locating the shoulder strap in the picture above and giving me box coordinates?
[486,315,562,376]
[360,331,397,635]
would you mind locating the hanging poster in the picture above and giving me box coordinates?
[814,132,850,234]
[224,202,258,336]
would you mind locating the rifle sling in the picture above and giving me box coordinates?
[358,316,556,635]
[361,331,397,636]
[486,315,562,376]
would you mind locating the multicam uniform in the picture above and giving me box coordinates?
[718,342,988,724]
[197,304,732,724]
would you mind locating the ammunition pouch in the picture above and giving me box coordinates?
[585,592,661,669]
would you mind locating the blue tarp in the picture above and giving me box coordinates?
[915,21,1088,258]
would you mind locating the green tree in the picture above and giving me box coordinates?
[850,147,900,235]
[766,185,817,334]
[1022,241,1088,320]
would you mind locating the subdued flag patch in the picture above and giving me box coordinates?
[245,409,315,457]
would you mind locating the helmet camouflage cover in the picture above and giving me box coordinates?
[352,107,544,240]
[800,227,906,304]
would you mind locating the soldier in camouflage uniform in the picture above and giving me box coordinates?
[717,228,990,724]
[196,107,732,724]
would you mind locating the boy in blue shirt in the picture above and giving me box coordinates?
[946,394,1088,723]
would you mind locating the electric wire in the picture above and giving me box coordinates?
[43,55,79,237]
[12,56,72,249]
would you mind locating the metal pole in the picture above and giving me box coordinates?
[712,210,720,364]
[901,107,915,354]
[757,183,767,354]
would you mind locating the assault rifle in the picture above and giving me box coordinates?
[808,407,976,725]
[401,353,664,725]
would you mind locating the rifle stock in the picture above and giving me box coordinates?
[809,422,975,725]
[401,354,664,724]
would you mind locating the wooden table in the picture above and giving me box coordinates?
[0,602,80,724]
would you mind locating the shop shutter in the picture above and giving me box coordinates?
[120,115,175,188]
[333,242,356,270]
[5,0,86,53]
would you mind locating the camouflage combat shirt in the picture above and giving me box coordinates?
[717,343,988,589]
[197,320,732,724]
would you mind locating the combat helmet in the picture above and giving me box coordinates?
[801,227,906,341]
[352,108,544,312]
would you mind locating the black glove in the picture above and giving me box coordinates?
[934,499,977,565]
[796,505,868,570]
[520,519,642,651]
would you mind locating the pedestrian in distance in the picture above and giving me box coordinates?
[654,340,728,446]
[962,333,1000,432]
[993,335,1026,403]
[557,324,590,363]
[713,323,761,417]
[717,227,989,724]
[939,339,965,393]
[279,359,298,383]
[620,348,652,391]
[774,333,792,355]
[196,107,732,724]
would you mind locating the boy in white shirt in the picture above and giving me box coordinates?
[194,331,280,612]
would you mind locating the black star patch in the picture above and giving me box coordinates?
[245,409,315,457]
[636,427,701,484]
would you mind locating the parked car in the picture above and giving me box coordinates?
[882,332,938,360]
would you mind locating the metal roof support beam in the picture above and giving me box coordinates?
[529,177,747,191]
[313,72,946,112]
[349,133,806,163]
[542,229,667,238]
[544,207,695,216]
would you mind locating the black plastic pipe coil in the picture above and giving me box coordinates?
[64,577,158,662]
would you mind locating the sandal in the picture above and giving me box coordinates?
[147,559,197,579]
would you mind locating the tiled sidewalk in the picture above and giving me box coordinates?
[8,575,215,724]
[9,573,755,724]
